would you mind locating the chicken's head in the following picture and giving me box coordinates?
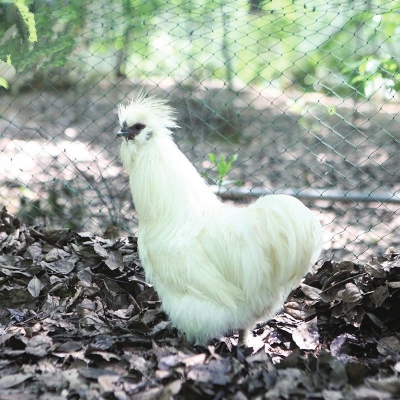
[116,92,179,144]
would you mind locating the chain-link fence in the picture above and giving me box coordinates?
[1,0,399,261]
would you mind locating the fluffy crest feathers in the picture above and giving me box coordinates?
[117,92,180,131]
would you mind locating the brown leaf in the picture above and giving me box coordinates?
[329,334,362,363]
[365,261,386,278]
[300,283,322,300]
[1,286,34,307]
[151,320,171,337]
[27,276,44,297]
[93,243,109,258]
[292,317,319,350]
[365,312,385,329]
[23,245,42,262]
[112,305,136,319]
[329,362,348,390]
[56,341,83,353]
[86,351,121,362]
[181,353,206,367]
[335,261,357,272]
[41,257,77,275]
[37,372,67,391]
[104,250,123,270]
[43,228,73,246]
[77,268,93,285]
[43,247,70,262]
[344,306,365,327]
[0,255,22,270]
[284,301,316,320]
[187,359,232,385]
[382,259,400,271]
[377,336,400,356]
[126,354,155,376]
[342,283,363,303]
[79,368,119,379]
[158,380,183,399]
[265,368,311,399]
[367,376,400,394]
[26,335,53,357]
[98,374,120,393]
[0,374,33,389]
[71,243,100,260]
[158,354,184,370]
[370,284,390,307]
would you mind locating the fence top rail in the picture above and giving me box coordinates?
[211,186,400,204]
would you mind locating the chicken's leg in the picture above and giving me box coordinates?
[238,329,248,347]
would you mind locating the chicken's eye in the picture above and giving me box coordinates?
[133,123,146,131]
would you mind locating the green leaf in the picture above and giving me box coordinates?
[208,153,217,164]
[326,106,336,116]
[230,154,238,163]
[351,75,365,84]
[0,2,76,74]
[14,0,37,43]
[207,153,238,189]
[0,77,9,89]
[358,60,368,75]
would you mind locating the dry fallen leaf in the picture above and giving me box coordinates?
[291,317,319,350]
[26,335,53,357]
[0,374,33,390]
[27,276,44,297]
[2,209,400,399]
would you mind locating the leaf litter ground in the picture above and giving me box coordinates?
[1,207,400,400]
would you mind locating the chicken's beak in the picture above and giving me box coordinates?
[116,127,133,137]
[116,127,136,141]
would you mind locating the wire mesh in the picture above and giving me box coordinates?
[0,0,399,261]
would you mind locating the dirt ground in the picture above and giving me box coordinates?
[1,80,399,262]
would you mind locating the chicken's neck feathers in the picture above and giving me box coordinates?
[121,131,221,229]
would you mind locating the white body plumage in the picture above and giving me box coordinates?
[117,94,323,344]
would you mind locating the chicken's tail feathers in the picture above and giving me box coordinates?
[311,219,324,266]
[251,193,324,269]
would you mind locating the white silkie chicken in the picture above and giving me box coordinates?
[116,93,323,345]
